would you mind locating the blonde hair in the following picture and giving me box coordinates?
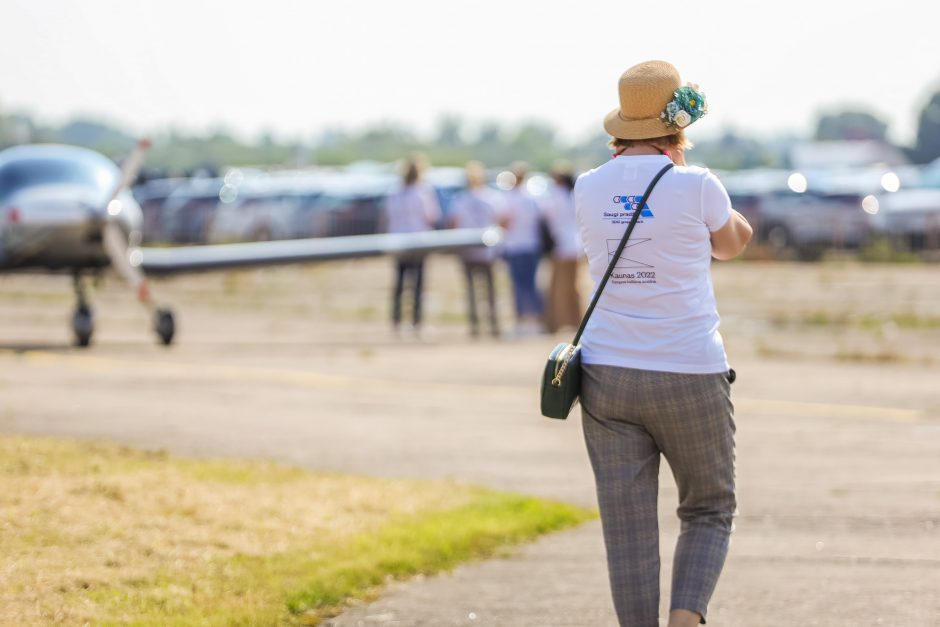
[607,130,690,151]
[465,161,486,188]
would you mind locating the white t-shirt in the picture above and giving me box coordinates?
[543,184,583,260]
[449,187,500,263]
[575,155,732,374]
[497,186,542,254]
[385,183,441,233]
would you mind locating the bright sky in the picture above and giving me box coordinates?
[2,0,939,145]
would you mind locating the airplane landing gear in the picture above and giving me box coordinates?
[72,304,94,347]
[154,308,175,346]
[72,273,94,347]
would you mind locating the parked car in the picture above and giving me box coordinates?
[208,191,315,242]
[206,170,396,243]
[159,178,226,244]
[757,189,872,258]
[718,168,789,236]
[132,177,186,244]
[868,159,940,249]
[305,172,395,237]
[721,167,895,259]
[207,173,326,243]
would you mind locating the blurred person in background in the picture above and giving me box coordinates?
[384,155,441,336]
[576,60,752,627]
[449,161,501,338]
[497,161,545,335]
[543,162,583,333]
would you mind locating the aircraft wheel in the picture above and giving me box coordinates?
[73,304,94,347]
[154,308,176,346]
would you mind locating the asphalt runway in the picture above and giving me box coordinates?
[1,260,938,625]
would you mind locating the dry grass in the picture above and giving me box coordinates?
[711,261,940,364]
[0,435,592,625]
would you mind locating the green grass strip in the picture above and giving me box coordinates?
[3,435,595,625]
[281,491,594,622]
[86,490,594,626]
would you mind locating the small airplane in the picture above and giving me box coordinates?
[0,141,501,346]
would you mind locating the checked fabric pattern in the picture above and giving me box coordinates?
[580,364,736,626]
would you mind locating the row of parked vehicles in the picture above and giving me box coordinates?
[134,158,940,259]
[720,159,940,258]
[133,165,467,245]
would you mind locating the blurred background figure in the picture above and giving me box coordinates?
[543,162,583,333]
[497,161,545,336]
[449,161,501,338]
[384,154,441,335]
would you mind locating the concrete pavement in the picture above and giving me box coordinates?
[1,262,938,625]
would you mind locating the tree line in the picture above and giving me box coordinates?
[1,89,939,176]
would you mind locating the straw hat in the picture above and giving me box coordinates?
[604,60,693,140]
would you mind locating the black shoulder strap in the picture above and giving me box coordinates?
[572,162,674,346]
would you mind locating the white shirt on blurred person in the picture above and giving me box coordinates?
[450,187,500,263]
[385,183,441,234]
[543,182,583,260]
[497,186,542,254]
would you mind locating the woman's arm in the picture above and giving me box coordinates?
[710,209,753,260]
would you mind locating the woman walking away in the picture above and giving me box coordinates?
[449,161,501,338]
[575,60,752,627]
[543,162,583,333]
[384,155,441,336]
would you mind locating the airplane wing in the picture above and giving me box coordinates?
[139,227,502,275]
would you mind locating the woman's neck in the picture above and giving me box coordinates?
[614,144,664,157]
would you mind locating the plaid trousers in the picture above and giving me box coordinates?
[581,364,736,626]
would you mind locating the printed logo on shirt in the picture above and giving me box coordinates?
[606,238,657,285]
[612,195,654,217]
[602,195,654,224]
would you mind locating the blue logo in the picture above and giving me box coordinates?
[612,195,655,217]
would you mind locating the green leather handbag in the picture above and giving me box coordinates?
[539,163,673,419]
[540,342,582,419]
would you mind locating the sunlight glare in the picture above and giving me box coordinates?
[526,174,549,196]
[482,227,502,247]
[496,171,516,191]
[880,172,900,193]
[219,184,238,203]
[787,173,808,194]
[224,169,244,186]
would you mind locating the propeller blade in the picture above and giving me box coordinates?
[105,138,151,205]
[102,138,153,308]
[102,221,150,306]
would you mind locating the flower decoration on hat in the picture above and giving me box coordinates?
[660,83,707,129]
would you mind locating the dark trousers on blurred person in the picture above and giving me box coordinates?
[392,256,425,329]
[462,260,499,337]
[504,250,544,324]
